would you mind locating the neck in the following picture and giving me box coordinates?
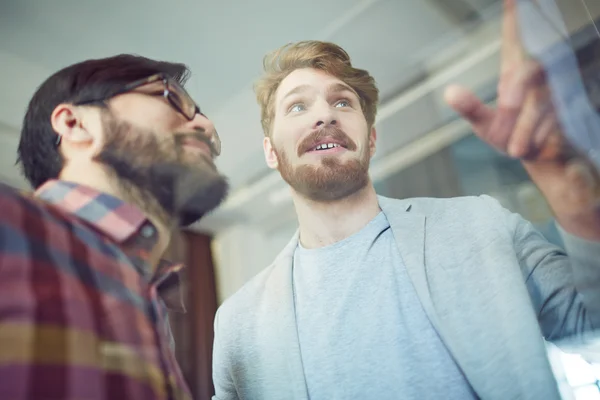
[59,161,172,268]
[293,183,380,249]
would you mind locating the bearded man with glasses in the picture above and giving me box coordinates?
[0,54,228,400]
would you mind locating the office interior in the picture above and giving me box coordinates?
[1,0,599,398]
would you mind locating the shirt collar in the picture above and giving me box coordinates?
[35,180,186,313]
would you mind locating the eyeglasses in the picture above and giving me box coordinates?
[64,73,221,156]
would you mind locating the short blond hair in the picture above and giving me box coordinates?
[254,40,379,137]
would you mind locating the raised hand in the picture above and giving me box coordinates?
[444,0,600,238]
[444,0,568,162]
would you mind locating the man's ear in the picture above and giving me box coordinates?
[51,104,104,160]
[369,126,377,157]
[263,136,279,169]
[51,104,93,144]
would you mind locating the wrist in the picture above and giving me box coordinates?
[555,211,600,241]
[523,161,600,240]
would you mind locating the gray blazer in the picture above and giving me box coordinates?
[212,195,600,400]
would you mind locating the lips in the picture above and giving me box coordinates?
[297,126,356,157]
[309,142,346,152]
[181,137,214,157]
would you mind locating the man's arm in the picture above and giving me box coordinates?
[212,308,239,400]
[484,195,600,340]
[0,187,152,399]
[445,0,600,244]
[0,189,102,398]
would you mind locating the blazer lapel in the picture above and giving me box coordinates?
[265,233,309,399]
[378,196,474,391]
[378,196,559,400]
[378,196,441,329]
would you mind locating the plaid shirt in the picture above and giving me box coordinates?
[0,180,192,400]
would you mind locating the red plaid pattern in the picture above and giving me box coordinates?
[0,180,192,400]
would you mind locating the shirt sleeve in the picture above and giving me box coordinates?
[0,187,118,399]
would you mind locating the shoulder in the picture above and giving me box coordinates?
[214,247,297,346]
[0,182,32,206]
[217,262,278,320]
[378,194,507,220]
[379,194,517,243]
[0,182,101,260]
[0,182,71,229]
[216,233,298,325]
[0,182,47,224]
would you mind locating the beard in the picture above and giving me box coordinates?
[94,111,229,227]
[275,126,371,202]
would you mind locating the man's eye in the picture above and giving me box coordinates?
[335,100,350,108]
[289,103,306,113]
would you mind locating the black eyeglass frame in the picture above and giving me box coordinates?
[56,73,221,156]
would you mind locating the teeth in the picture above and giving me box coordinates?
[315,143,340,150]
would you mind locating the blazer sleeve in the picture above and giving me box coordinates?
[212,307,240,400]
[483,195,600,341]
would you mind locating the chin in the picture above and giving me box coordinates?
[174,172,229,226]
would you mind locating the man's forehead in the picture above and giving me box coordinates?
[276,68,355,102]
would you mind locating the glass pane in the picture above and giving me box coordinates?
[575,385,600,400]
[449,134,564,247]
[561,352,599,387]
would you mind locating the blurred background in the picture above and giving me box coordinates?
[1,0,599,398]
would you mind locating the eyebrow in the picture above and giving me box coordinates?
[327,83,358,98]
[134,80,164,93]
[279,82,358,105]
[280,84,311,104]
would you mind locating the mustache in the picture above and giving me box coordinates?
[173,130,217,155]
[297,126,357,157]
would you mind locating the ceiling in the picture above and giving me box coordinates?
[0,0,597,233]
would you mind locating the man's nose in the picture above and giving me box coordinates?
[186,113,221,155]
[188,113,215,135]
[312,104,337,130]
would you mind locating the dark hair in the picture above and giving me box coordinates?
[17,54,191,188]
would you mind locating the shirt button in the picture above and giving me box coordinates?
[140,224,155,238]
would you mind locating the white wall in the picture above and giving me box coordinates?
[0,123,28,190]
